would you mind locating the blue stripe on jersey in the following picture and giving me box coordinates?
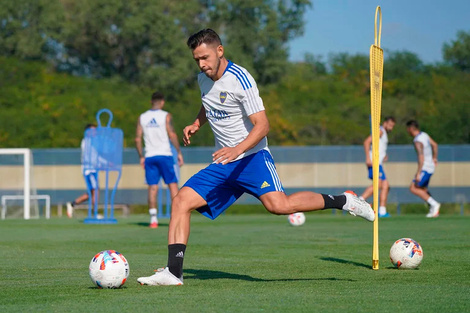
[231,64,253,89]
[227,69,249,90]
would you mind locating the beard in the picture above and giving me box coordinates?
[204,57,221,80]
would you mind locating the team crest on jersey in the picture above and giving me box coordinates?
[219,91,227,104]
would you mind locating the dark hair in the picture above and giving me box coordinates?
[384,116,396,123]
[187,28,222,50]
[84,123,96,130]
[406,120,419,129]
[151,91,165,102]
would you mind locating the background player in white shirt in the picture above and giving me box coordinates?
[135,92,184,228]
[406,120,440,217]
[66,123,98,218]
[137,29,375,286]
[360,116,395,217]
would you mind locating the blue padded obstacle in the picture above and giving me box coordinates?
[83,109,123,224]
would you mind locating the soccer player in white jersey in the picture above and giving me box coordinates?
[66,123,98,218]
[360,116,395,217]
[406,120,441,218]
[137,29,375,286]
[135,92,184,228]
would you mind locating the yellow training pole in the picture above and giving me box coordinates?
[370,6,383,270]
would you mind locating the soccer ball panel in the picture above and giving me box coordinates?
[389,238,423,269]
[89,250,129,288]
[288,212,306,226]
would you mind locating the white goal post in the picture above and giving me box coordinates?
[0,148,33,219]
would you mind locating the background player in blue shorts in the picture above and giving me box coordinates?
[406,120,441,217]
[67,123,98,218]
[135,92,184,228]
[360,116,395,217]
[138,29,375,286]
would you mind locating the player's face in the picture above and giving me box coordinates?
[192,43,224,80]
[384,120,395,132]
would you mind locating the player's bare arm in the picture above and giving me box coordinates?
[414,141,424,181]
[183,105,208,146]
[430,137,439,165]
[166,113,184,167]
[213,111,270,165]
[134,117,145,168]
[363,135,372,166]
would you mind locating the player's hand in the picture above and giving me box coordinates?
[177,152,184,167]
[140,157,145,169]
[415,173,421,182]
[183,124,199,146]
[213,147,242,165]
[366,159,372,167]
[433,158,438,166]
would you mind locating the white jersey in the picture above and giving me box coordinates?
[139,109,172,158]
[414,131,435,173]
[198,61,268,161]
[369,126,388,165]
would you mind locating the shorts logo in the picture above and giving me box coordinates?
[261,181,271,189]
[220,91,227,104]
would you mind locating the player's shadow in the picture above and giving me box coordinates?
[184,269,355,282]
[319,257,370,269]
[134,222,169,227]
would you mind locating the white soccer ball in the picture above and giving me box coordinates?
[389,238,423,269]
[89,250,130,288]
[288,212,306,226]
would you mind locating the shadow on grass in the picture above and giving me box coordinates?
[132,222,169,227]
[319,257,370,269]
[184,269,355,282]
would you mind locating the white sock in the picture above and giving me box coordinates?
[427,197,438,207]
[379,206,387,215]
[149,208,158,223]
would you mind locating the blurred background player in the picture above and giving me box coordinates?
[66,123,98,218]
[135,91,184,228]
[360,116,396,217]
[406,120,440,218]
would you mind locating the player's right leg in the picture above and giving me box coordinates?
[137,186,206,286]
[148,184,158,228]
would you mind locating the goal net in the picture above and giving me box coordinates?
[0,149,40,219]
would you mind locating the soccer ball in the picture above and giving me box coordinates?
[89,250,129,288]
[288,212,306,226]
[389,238,423,269]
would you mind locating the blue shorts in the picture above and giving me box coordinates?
[145,155,178,185]
[413,171,433,188]
[85,172,99,190]
[368,165,386,180]
[184,149,284,220]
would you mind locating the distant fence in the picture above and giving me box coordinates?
[0,145,468,209]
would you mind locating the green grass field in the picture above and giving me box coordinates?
[1,210,469,312]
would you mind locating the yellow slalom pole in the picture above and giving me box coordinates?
[370,6,383,270]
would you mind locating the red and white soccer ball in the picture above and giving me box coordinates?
[288,212,306,226]
[89,250,129,288]
[389,238,424,269]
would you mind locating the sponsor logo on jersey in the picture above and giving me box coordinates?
[206,108,230,121]
[146,118,159,128]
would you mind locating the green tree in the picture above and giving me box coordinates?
[443,30,470,72]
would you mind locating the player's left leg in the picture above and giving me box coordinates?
[378,179,390,217]
[147,184,159,228]
[259,190,375,222]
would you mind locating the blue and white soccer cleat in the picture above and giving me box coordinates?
[137,267,183,286]
[342,191,375,222]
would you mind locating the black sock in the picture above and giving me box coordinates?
[321,194,346,209]
[167,244,186,279]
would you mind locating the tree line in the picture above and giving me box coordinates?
[1,1,469,148]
